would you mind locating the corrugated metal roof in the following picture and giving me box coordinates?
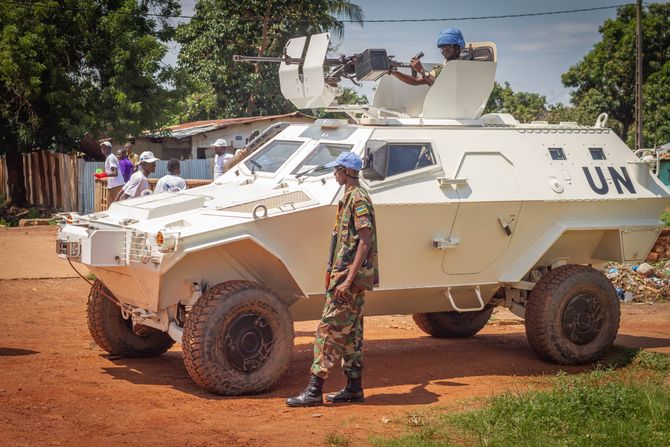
[148,112,311,140]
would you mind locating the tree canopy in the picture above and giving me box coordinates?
[0,0,180,203]
[174,0,363,121]
[562,3,670,147]
[0,0,180,153]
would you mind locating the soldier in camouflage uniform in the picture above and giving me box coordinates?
[286,152,379,407]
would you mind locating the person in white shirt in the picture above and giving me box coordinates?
[116,151,159,201]
[155,159,187,193]
[100,141,125,203]
[213,138,234,179]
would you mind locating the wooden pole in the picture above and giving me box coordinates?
[635,0,644,149]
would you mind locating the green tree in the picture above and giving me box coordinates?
[316,87,368,119]
[484,81,547,123]
[175,0,363,121]
[0,0,180,204]
[562,3,670,147]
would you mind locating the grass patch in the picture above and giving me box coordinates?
[661,209,670,226]
[373,350,670,447]
[325,432,351,447]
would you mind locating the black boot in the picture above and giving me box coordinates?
[326,375,364,403]
[286,374,324,407]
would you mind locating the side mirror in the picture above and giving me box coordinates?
[362,140,389,181]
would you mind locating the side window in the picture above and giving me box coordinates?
[386,143,435,177]
[244,140,302,173]
[548,147,566,160]
[589,147,606,160]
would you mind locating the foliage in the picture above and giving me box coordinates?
[661,210,670,227]
[174,0,363,121]
[372,349,670,447]
[0,0,181,154]
[316,87,368,119]
[562,3,670,147]
[484,82,547,123]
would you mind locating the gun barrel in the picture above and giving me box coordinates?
[233,54,346,66]
[232,55,303,64]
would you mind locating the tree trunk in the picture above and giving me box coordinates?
[621,120,631,145]
[5,150,26,206]
[246,0,274,116]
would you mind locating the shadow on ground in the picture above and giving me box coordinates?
[96,331,642,405]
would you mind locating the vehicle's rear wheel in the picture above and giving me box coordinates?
[182,280,294,395]
[525,265,620,364]
[87,280,175,357]
[412,305,494,338]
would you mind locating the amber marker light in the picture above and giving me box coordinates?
[156,231,164,246]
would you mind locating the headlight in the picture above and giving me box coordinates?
[156,231,177,253]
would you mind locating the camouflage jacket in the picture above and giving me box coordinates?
[429,60,447,79]
[328,185,379,292]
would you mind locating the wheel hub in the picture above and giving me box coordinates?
[224,313,274,372]
[562,293,604,345]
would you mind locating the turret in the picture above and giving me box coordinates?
[234,33,497,120]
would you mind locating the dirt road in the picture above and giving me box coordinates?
[1,227,669,446]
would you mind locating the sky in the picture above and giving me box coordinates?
[167,0,642,106]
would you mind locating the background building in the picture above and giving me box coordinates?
[133,112,315,160]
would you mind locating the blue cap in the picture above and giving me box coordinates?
[436,28,465,48]
[324,152,363,171]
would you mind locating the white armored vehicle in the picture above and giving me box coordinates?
[58,34,669,395]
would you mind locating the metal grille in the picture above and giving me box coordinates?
[126,231,152,264]
[220,191,312,214]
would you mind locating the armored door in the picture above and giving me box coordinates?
[442,152,522,275]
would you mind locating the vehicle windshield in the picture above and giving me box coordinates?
[291,143,352,177]
[244,140,303,174]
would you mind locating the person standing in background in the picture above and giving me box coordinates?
[124,142,139,166]
[116,151,159,201]
[212,139,234,179]
[117,148,134,183]
[100,141,125,204]
[155,159,187,193]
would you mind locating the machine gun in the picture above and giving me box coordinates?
[234,47,416,87]
[232,33,417,109]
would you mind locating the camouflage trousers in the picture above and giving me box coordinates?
[310,290,365,379]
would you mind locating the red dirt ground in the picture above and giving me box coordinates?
[1,227,669,446]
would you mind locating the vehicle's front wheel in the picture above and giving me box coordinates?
[182,281,294,395]
[412,305,494,338]
[87,280,175,357]
[524,265,620,364]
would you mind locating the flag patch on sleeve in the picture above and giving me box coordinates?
[355,204,369,216]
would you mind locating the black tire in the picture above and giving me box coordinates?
[412,305,494,338]
[182,280,294,395]
[87,280,175,357]
[524,264,620,365]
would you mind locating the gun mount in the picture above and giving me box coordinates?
[234,33,497,120]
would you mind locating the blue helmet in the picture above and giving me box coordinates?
[324,152,363,171]
[436,28,465,48]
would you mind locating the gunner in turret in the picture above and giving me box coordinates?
[391,28,465,86]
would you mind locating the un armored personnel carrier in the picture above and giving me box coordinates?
[57,33,669,395]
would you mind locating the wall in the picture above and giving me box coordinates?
[646,228,670,262]
[190,117,314,159]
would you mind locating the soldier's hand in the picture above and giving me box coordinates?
[333,280,352,301]
[410,58,424,73]
[325,271,330,290]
